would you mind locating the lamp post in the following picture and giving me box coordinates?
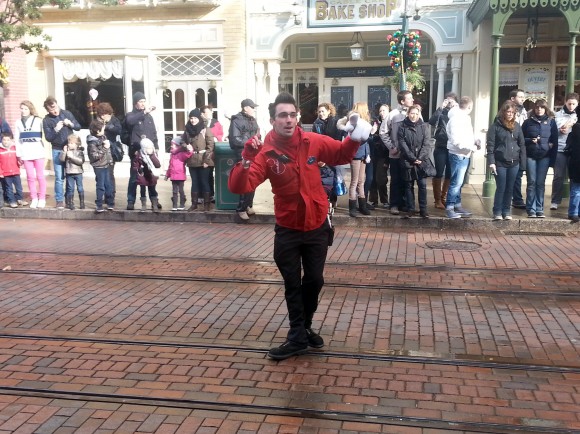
[398,0,421,91]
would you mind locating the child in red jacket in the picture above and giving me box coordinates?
[165,138,193,211]
[0,132,27,208]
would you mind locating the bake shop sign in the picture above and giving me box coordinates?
[308,0,401,27]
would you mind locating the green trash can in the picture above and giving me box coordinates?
[214,142,239,210]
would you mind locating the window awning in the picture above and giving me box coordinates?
[61,58,144,81]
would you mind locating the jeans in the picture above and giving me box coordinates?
[433,147,451,179]
[127,165,138,204]
[52,149,65,202]
[389,157,405,209]
[65,174,84,196]
[512,168,525,205]
[526,157,550,214]
[368,156,388,205]
[445,153,470,208]
[94,166,114,208]
[492,164,519,216]
[569,181,580,217]
[189,166,211,195]
[273,220,330,345]
[551,152,569,205]
[3,175,24,203]
[404,177,427,212]
[22,159,47,201]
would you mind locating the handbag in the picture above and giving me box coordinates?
[417,157,436,178]
[111,135,125,162]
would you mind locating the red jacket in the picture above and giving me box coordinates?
[228,127,360,231]
[0,144,21,177]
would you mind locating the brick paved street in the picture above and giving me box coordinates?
[0,219,579,433]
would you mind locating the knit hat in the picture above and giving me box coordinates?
[188,108,202,119]
[133,92,146,105]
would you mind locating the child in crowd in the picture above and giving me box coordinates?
[134,138,161,212]
[165,137,193,211]
[318,161,338,209]
[60,134,85,210]
[87,119,114,213]
[0,132,27,208]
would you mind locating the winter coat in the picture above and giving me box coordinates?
[486,118,526,169]
[312,116,342,140]
[208,118,224,142]
[446,106,476,157]
[184,129,215,167]
[565,123,580,183]
[521,115,558,162]
[86,135,113,168]
[42,109,81,149]
[103,116,123,143]
[397,118,432,181]
[0,118,12,136]
[125,108,158,152]
[166,147,193,181]
[15,116,45,161]
[428,107,451,149]
[0,144,21,177]
[368,117,389,160]
[59,148,85,175]
[228,112,259,156]
[353,140,370,160]
[228,127,360,231]
[133,152,161,187]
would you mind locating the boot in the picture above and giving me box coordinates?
[441,179,451,206]
[203,192,211,212]
[188,193,198,211]
[171,194,178,211]
[127,201,135,210]
[151,197,160,213]
[348,199,358,218]
[79,193,85,209]
[66,195,74,210]
[432,178,445,209]
[140,197,147,212]
[358,197,371,216]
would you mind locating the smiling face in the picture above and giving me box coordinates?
[270,103,298,138]
[189,116,200,126]
[317,106,329,120]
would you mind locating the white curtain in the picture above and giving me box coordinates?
[61,58,144,81]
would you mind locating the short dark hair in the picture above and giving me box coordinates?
[565,92,579,102]
[89,119,105,136]
[43,96,58,110]
[1,131,13,140]
[444,92,458,103]
[200,105,213,112]
[268,92,297,120]
[509,89,525,99]
[397,90,412,104]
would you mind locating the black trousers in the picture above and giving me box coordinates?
[273,220,330,345]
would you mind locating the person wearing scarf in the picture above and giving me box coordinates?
[183,108,214,211]
[521,99,558,218]
[551,93,579,210]
[228,92,371,361]
[397,104,432,218]
[133,138,161,212]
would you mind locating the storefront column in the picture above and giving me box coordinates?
[267,60,281,103]
[53,59,66,109]
[436,54,448,106]
[254,60,268,131]
[450,55,461,95]
[483,33,503,198]
[567,32,579,93]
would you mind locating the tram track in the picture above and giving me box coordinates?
[0,386,571,434]
[3,267,580,298]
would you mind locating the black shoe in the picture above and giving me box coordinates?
[306,328,324,348]
[157,202,163,209]
[127,202,135,210]
[267,341,308,360]
[512,203,526,209]
[420,210,430,218]
[571,216,580,223]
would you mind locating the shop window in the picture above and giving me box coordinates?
[556,46,580,63]
[500,48,520,64]
[158,55,221,78]
[279,70,293,95]
[296,69,319,124]
[195,88,206,109]
[523,47,551,63]
[208,88,218,108]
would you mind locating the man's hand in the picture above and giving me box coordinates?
[241,135,263,162]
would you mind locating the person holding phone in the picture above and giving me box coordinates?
[486,101,526,220]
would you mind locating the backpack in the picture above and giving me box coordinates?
[434,116,448,143]
[111,135,125,162]
[120,117,131,146]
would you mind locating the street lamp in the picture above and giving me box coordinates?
[398,0,421,90]
[350,32,365,61]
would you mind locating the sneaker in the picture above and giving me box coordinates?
[30,199,38,209]
[171,207,178,211]
[177,206,185,211]
[504,215,513,220]
[127,202,135,210]
[37,200,46,209]
[493,215,503,221]
[527,213,537,218]
[306,329,324,348]
[550,203,558,210]
[108,206,114,212]
[536,212,545,218]
[419,210,429,218]
[402,211,413,219]
[246,206,256,216]
[389,207,400,215]
[267,341,308,360]
[95,207,105,213]
[571,216,580,223]
[9,202,18,208]
[446,208,462,219]
[17,200,29,206]
[56,201,64,209]
[512,203,526,209]
[454,206,472,217]
[238,211,250,221]
[366,202,375,210]
[382,203,390,209]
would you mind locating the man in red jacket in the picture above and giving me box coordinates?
[229,92,371,360]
